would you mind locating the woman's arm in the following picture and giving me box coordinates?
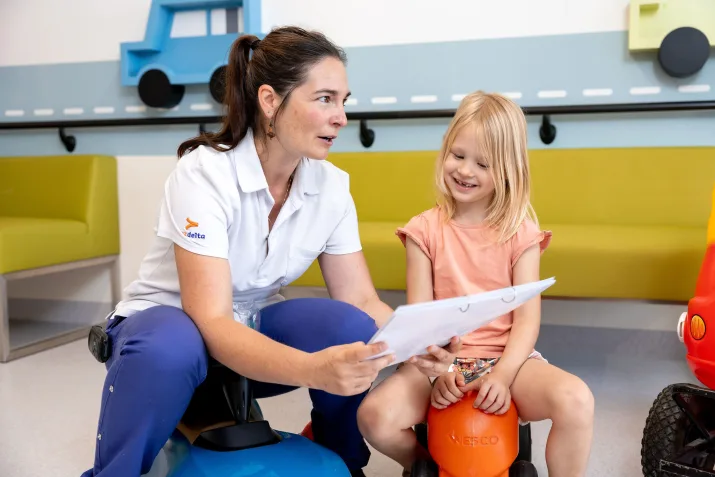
[175,245,392,395]
[319,250,393,328]
[494,244,542,384]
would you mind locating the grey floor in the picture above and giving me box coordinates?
[0,290,699,477]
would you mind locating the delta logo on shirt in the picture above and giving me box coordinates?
[183,217,206,240]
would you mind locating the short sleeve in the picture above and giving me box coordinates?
[156,153,232,259]
[511,219,552,267]
[323,193,362,255]
[396,213,432,260]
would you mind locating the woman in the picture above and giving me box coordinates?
[81,26,458,477]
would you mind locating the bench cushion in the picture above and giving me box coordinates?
[0,154,120,275]
[0,217,93,274]
[541,224,705,301]
[288,147,715,302]
[293,222,706,301]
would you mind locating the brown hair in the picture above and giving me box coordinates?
[177,26,347,158]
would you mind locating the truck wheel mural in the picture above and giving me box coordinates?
[658,26,710,78]
[629,0,714,79]
[138,69,186,108]
[120,0,263,109]
[209,65,228,104]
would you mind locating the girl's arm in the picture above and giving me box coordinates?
[405,238,435,305]
[494,243,543,385]
[404,238,461,375]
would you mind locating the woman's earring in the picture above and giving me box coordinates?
[267,118,276,139]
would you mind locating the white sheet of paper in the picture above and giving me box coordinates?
[366,277,556,363]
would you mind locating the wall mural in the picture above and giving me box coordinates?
[628,0,714,78]
[1,0,713,154]
[120,0,263,109]
[117,0,715,111]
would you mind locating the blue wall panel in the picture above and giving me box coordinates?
[2,111,715,157]
[0,31,713,156]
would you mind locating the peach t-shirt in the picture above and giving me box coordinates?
[396,206,552,358]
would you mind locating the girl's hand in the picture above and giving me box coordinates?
[408,336,461,377]
[459,370,512,415]
[431,372,466,409]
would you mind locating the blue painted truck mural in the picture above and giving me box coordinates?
[120,0,263,108]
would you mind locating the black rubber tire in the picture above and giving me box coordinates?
[209,65,227,104]
[516,423,533,462]
[510,460,538,477]
[658,27,710,78]
[411,458,439,477]
[137,69,185,108]
[641,384,693,477]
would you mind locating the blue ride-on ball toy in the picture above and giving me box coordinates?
[143,359,351,476]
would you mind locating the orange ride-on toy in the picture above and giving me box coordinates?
[301,396,536,477]
[641,187,715,477]
[411,392,537,477]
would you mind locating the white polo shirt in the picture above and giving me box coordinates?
[114,128,362,320]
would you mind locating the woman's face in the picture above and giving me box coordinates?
[273,57,350,160]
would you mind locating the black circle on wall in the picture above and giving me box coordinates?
[658,27,710,78]
[138,69,185,109]
[209,66,227,104]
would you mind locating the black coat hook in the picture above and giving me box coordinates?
[539,115,556,145]
[199,123,206,135]
[59,127,76,152]
[359,119,375,148]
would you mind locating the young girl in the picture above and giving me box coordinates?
[357,91,594,477]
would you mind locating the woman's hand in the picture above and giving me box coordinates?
[431,371,466,409]
[308,341,395,396]
[458,370,512,415]
[407,336,461,378]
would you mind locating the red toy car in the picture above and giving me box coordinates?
[641,188,715,477]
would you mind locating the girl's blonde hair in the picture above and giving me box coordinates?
[435,90,538,243]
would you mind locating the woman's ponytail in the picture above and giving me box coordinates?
[177,34,258,158]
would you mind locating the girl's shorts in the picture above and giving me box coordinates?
[449,351,546,425]
[452,351,546,384]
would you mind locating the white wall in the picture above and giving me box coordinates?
[0,0,630,67]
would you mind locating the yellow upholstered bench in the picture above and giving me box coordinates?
[0,155,120,362]
[292,147,715,303]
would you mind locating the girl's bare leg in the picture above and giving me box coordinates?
[357,364,433,470]
[510,358,594,477]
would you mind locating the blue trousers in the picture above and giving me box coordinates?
[81,298,378,476]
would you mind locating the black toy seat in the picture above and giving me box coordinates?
[177,359,281,451]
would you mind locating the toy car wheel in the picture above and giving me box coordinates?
[209,66,227,104]
[641,384,698,477]
[411,458,439,477]
[138,69,185,109]
[509,460,538,477]
[658,27,710,78]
